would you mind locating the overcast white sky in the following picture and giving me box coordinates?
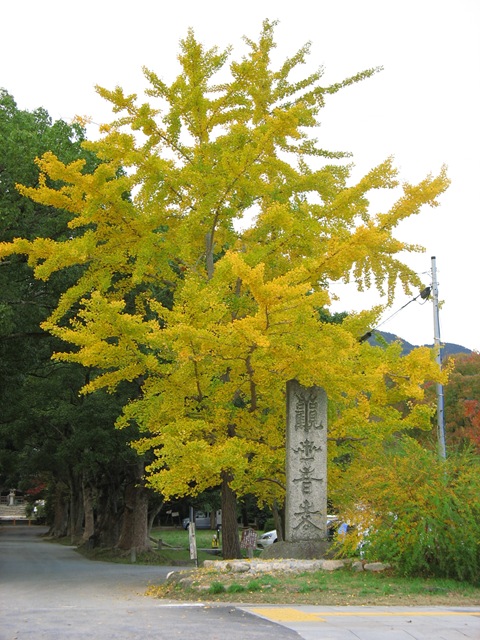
[1,0,479,351]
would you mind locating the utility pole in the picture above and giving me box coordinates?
[431,256,446,458]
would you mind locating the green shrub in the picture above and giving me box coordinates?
[332,438,480,585]
[227,583,246,593]
[208,581,226,594]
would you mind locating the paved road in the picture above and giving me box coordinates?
[242,605,480,639]
[1,525,479,639]
[0,525,298,640]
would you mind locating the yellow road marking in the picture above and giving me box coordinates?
[315,611,480,617]
[249,607,480,623]
[250,608,325,622]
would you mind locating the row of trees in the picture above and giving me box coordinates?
[0,88,162,549]
[1,22,477,566]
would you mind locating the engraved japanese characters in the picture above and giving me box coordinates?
[285,380,328,542]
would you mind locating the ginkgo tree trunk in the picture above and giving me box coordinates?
[0,20,449,558]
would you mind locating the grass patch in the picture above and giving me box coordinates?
[297,581,316,593]
[57,528,480,606]
[74,527,229,565]
[245,575,279,592]
[75,544,221,566]
[152,564,480,606]
[208,581,226,594]
[227,583,246,593]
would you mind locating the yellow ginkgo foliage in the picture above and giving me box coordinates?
[0,20,449,557]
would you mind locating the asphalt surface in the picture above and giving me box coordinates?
[242,605,480,639]
[0,525,298,640]
[1,525,479,639]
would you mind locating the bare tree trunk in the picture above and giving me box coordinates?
[70,491,84,544]
[221,471,241,559]
[95,480,121,548]
[49,481,69,538]
[68,473,84,544]
[81,482,95,545]
[147,500,164,536]
[117,460,151,553]
[272,499,284,542]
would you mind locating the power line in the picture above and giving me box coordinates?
[358,286,431,343]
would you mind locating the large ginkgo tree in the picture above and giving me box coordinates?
[0,21,449,557]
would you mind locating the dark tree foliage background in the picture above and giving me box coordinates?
[0,91,157,549]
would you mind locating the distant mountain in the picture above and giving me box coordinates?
[367,331,472,358]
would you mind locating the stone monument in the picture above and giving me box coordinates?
[285,379,328,543]
[260,379,331,559]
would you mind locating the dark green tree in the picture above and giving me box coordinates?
[0,90,95,508]
[0,91,155,550]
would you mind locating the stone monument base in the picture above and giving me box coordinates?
[260,539,335,560]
